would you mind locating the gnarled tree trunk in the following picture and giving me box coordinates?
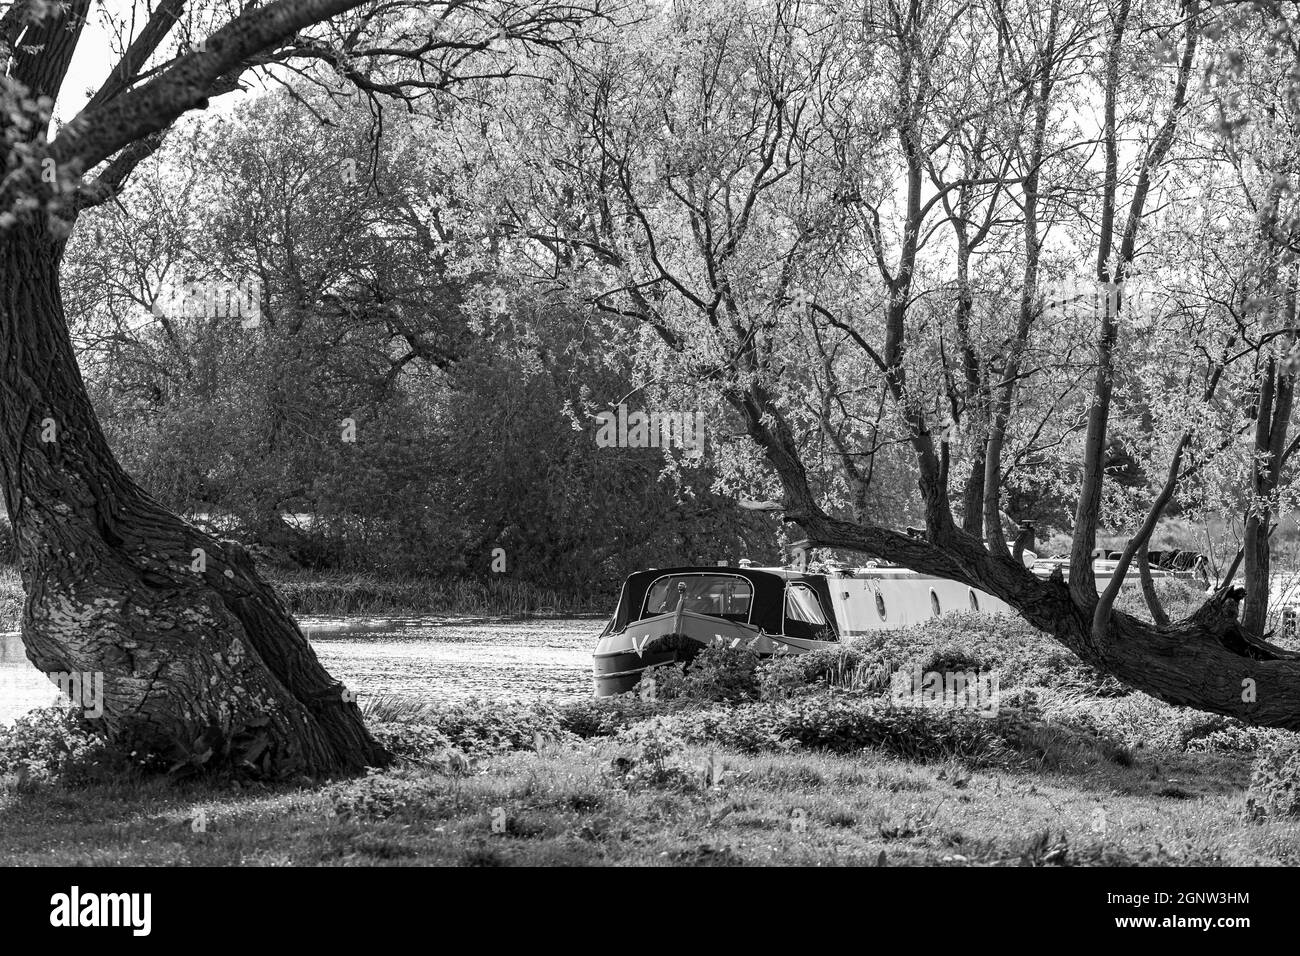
[1,225,386,775]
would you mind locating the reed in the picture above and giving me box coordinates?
[267,570,604,618]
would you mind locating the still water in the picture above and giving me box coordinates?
[0,616,605,726]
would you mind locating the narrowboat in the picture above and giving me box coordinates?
[593,566,840,695]
[593,549,1210,696]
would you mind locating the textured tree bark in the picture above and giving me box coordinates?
[1135,538,1169,627]
[0,225,386,775]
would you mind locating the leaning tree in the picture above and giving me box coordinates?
[0,0,604,774]
[485,0,1300,729]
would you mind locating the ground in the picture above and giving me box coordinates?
[2,735,1297,866]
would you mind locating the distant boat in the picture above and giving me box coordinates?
[592,551,1206,695]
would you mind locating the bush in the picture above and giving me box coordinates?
[0,706,121,784]
[332,768,450,822]
[625,697,1021,765]
[749,614,1123,704]
[1247,735,1300,819]
[757,646,893,699]
[1042,692,1281,754]
[650,644,762,702]
[363,696,574,759]
[611,716,698,790]
[367,721,457,766]
[556,696,662,738]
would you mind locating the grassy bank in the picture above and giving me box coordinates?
[4,611,1300,865]
[2,737,1292,866]
[0,566,606,628]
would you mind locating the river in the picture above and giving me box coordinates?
[0,616,605,726]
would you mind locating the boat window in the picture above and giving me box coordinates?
[875,592,887,620]
[930,589,941,617]
[642,574,754,622]
[785,583,828,626]
[969,589,979,611]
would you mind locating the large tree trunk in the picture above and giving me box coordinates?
[0,226,386,775]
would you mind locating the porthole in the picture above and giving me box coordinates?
[875,592,887,621]
[930,589,941,617]
[969,589,980,612]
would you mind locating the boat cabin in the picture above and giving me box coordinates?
[601,566,840,643]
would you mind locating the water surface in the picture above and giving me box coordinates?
[0,616,603,725]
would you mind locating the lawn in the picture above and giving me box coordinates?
[1,737,1295,866]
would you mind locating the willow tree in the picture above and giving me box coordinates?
[0,0,602,774]
[484,0,1300,729]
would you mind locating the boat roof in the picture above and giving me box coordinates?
[606,565,838,634]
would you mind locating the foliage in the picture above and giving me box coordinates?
[363,696,575,760]
[1247,735,1300,819]
[65,89,778,594]
[610,717,699,790]
[0,707,122,785]
[332,768,453,822]
[649,644,763,702]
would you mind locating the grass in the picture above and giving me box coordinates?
[1,738,1295,865]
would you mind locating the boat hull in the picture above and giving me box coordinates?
[593,607,837,696]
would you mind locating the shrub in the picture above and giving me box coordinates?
[771,696,1015,762]
[758,646,892,699]
[367,721,457,766]
[332,768,450,822]
[556,696,662,738]
[0,706,121,784]
[362,696,574,759]
[625,697,1021,765]
[1247,735,1300,819]
[1041,692,1280,754]
[611,716,697,789]
[651,644,761,702]
[814,614,1105,696]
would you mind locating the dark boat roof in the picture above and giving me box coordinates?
[604,565,839,635]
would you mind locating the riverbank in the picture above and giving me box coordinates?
[3,613,1299,865]
[269,570,604,618]
[0,566,605,632]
